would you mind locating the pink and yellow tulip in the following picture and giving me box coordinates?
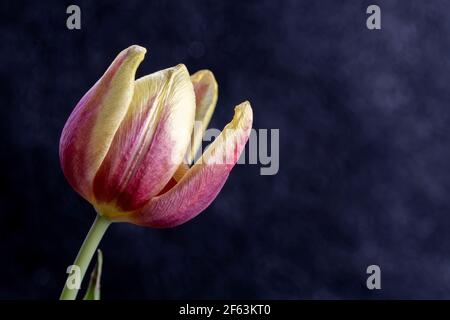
[60,45,253,228]
[59,45,252,299]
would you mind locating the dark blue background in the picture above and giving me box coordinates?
[2,0,450,299]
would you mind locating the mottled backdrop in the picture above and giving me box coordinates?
[1,0,450,299]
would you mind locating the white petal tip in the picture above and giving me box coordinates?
[126,45,147,57]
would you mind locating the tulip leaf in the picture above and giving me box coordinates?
[83,249,103,300]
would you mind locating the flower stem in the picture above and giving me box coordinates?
[60,214,111,300]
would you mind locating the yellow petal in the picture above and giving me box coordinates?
[90,45,146,169]
[186,70,218,164]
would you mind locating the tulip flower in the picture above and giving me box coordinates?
[59,45,253,299]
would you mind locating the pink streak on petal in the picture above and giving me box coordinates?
[93,106,179,211]
[135,164,231,228]
[116,108,178,210]
[92,97,155,205]
[194,82,208,108]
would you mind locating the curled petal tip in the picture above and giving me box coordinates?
[233,101,253,127]
[174,63,189,74]
[118,45,146,68]
[193,69,216,80]
[236,100,251,111]
[191,70,217,94]
[168,64,191,81]
[125,45,147,56]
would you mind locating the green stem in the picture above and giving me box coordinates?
[60,214,111,300]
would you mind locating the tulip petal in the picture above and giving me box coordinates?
[93,64,196,214]
[186,70,218,164]
[170,70,218,184]
[129,101,253,228]
[60,45,146,201]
